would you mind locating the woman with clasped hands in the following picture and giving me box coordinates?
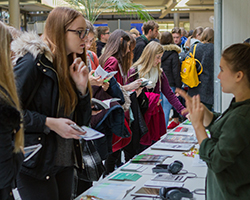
[12,7,91,200]
[177,43,250,200]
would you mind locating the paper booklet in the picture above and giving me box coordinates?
[170,125,195,136]
[151,142,195,151]
[120,163,148,172]
[94,65,118,82]
[151,173,187,182]
[131,154,172,165]
[161,134,198,144]
[144,180,184,188]
[108,172,142,181]
[24,144,42,162]
[91,98,120,110]
[69,124,104,140]
[86,183,135,200]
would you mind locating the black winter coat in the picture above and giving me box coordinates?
[161,44,182,88]
[14,52,91,180]
[133,35,148,63]
[0,88,24,200]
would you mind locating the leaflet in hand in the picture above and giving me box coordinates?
[70,124,104,140]
[24,144,42,162]
[91,98,120,110]
[140,78,152,87]
[94,65,117,82]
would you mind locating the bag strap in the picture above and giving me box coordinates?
[195,59,203,75]
[193,44,197,57]
[192,44,203,75]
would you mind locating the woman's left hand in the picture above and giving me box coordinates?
[176,89,208,145]
[102,82,110,91]
[70,54,89,95]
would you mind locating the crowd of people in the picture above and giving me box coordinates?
[1,5,250,200]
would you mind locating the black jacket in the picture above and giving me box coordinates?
[0,89,24,200]
[96,40,106,57]
[161,44,182,88]
[12,32,91,180]
[133,35,149,63]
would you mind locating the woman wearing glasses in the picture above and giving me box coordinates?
[12,7,91,200]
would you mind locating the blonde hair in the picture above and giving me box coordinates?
[0,21,24,152]
[132,41,164,80]
[43,7,89,116]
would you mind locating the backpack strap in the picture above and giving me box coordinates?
[192,45,203,75]
[193,44,197,57]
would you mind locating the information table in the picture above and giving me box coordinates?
[75,121,207,200]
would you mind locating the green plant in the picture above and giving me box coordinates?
[65,0,153,23]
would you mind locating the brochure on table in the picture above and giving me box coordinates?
[86,183,135,200]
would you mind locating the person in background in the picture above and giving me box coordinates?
[12,7,91,200]
[169,27,186,129]
[85,20,105,88]
[130,28,140,38]
[160,31,182,127]
[122,33,149,161]
[186,27,214,111]
[99,29,143,175]
[185,26,203,51]
[133,20,159,63]
[180,27,188,50]
[177,43,250,200]
[128,41,186,148]
[0,21,24,200]
[85,20,99,70]
[96,26,110,57]
[171,27,185,52]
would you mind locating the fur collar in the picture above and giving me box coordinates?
[162,44,181,53]
[11,31,53,65]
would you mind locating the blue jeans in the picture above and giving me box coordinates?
[160,87,176,126]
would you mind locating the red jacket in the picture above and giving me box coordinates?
[140,92,166,145]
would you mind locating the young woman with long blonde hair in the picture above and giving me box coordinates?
[128,41,185,147]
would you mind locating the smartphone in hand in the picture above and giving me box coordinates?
[70,123,86,133]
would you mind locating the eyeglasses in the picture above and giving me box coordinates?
[103,32,110,35]
[67,29,89,39]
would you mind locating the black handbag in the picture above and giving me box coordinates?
[77,139,105,182]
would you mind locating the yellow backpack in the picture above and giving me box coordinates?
[180,44,203,88]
